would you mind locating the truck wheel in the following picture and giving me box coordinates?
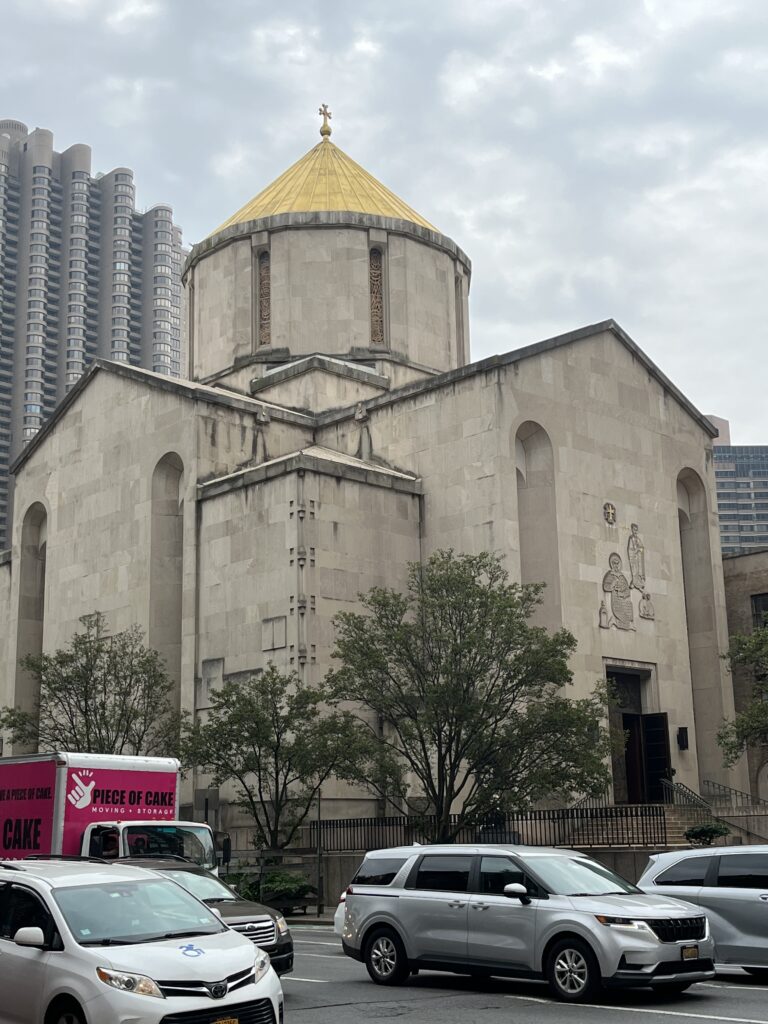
[546,937,602,1003]
[364,928,410,986]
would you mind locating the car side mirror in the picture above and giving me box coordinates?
[211,907,222,918]
[503,882,531,904]
[14,926,46,948]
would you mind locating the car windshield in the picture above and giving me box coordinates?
[523,855,641,896]
[54,878,227,946]
[124,825,217,872]
[163,869,238,903]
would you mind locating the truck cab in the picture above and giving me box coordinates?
[83,821,218,873]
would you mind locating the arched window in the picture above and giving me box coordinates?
[369,248,384,345]
[514,422,561,627]
[258,251,271,347]
[149,454,184,701]
[454,275,464,363]
[14,502,47,745]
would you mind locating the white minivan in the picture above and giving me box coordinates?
[0,858,283,1024]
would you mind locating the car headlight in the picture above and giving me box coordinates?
[595,915,654,934]
[275,914,289,935]
[254,951,271,983]
[97,966,164,998]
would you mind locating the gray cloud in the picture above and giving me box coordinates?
[5,0,768,440]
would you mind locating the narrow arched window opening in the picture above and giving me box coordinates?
[369,247,384,346]
[258,251,271,347]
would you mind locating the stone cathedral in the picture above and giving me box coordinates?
[0,110,749,830]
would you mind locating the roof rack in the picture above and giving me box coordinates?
[117,853,191,863]
[24,855,112,865]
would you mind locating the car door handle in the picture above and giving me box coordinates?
[760,894,768,902]
[472,903,489,910]
[447,901,466,909]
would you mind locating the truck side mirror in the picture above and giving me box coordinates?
[503,882,531,905]
[14,926,46,948]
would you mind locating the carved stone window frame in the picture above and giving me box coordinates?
[454,264,466,364]
[251,231,271,351]
[603,658,660,715]
[368,228,389,349]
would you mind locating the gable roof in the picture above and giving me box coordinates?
[10,359,314,476]
[314,319,720,439]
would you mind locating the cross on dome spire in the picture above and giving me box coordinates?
[318,103,332,139]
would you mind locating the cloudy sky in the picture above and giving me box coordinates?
[4,0,768,441]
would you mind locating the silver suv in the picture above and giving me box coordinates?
[637,845,768,979]
[341,844,714,1002]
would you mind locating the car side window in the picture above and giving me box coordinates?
[411,855,472,893]
[717,854,768,889]
[0,886,53,941]
[654,856,714,887]
[352,857,407,885]
[477,856,542,898]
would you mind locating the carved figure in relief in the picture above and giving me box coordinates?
[639,592,655,620]
[602,553,635,631]
[627,522,646,590]
[598,600,610,629]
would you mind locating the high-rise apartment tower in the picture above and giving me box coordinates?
[0,119,184,546]
[709,416,768,555]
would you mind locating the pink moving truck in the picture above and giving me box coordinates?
[0,751,216,871]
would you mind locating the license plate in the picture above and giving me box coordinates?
[214,1018,238,1024]
[681,944,699,961]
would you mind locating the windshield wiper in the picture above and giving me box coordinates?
[203,897,237,904]
[159,929,220,939]
[80,938,136,946]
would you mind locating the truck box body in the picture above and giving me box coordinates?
[0,752,179,859]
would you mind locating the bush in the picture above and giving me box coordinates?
[261,870,316,902]
[221,869,316,907]
[685,822,730,847]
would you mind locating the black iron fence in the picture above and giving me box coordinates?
[309,804,667,853]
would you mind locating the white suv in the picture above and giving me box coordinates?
[0,858,283,1024]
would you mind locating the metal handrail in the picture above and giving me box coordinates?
[659,779,711,808]
[702,778,768,810]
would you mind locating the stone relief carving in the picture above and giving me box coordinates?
[258,251,271,347]
[627,522,646,590]
[639,592,655,620]
[369,247,384,345]
[602,552,635,631]
[603,502,617,525]
[599,522,655,629]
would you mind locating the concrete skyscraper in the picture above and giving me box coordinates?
[0,118,184,546]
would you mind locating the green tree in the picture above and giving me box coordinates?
[718,626,768,766]
[0,612,180,755]
[181,664,363,851]
[329,550,611,842]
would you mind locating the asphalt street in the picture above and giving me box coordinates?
[284,926,768,1024]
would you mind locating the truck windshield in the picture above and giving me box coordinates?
[54,878,225,946]
[124,825,217,871]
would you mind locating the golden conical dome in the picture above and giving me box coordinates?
[212,135,437,236]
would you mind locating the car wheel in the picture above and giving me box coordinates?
[744,968,768,982]
[46,1002,86,1024]
[364,928,410,986]
[546,937,603,1003]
